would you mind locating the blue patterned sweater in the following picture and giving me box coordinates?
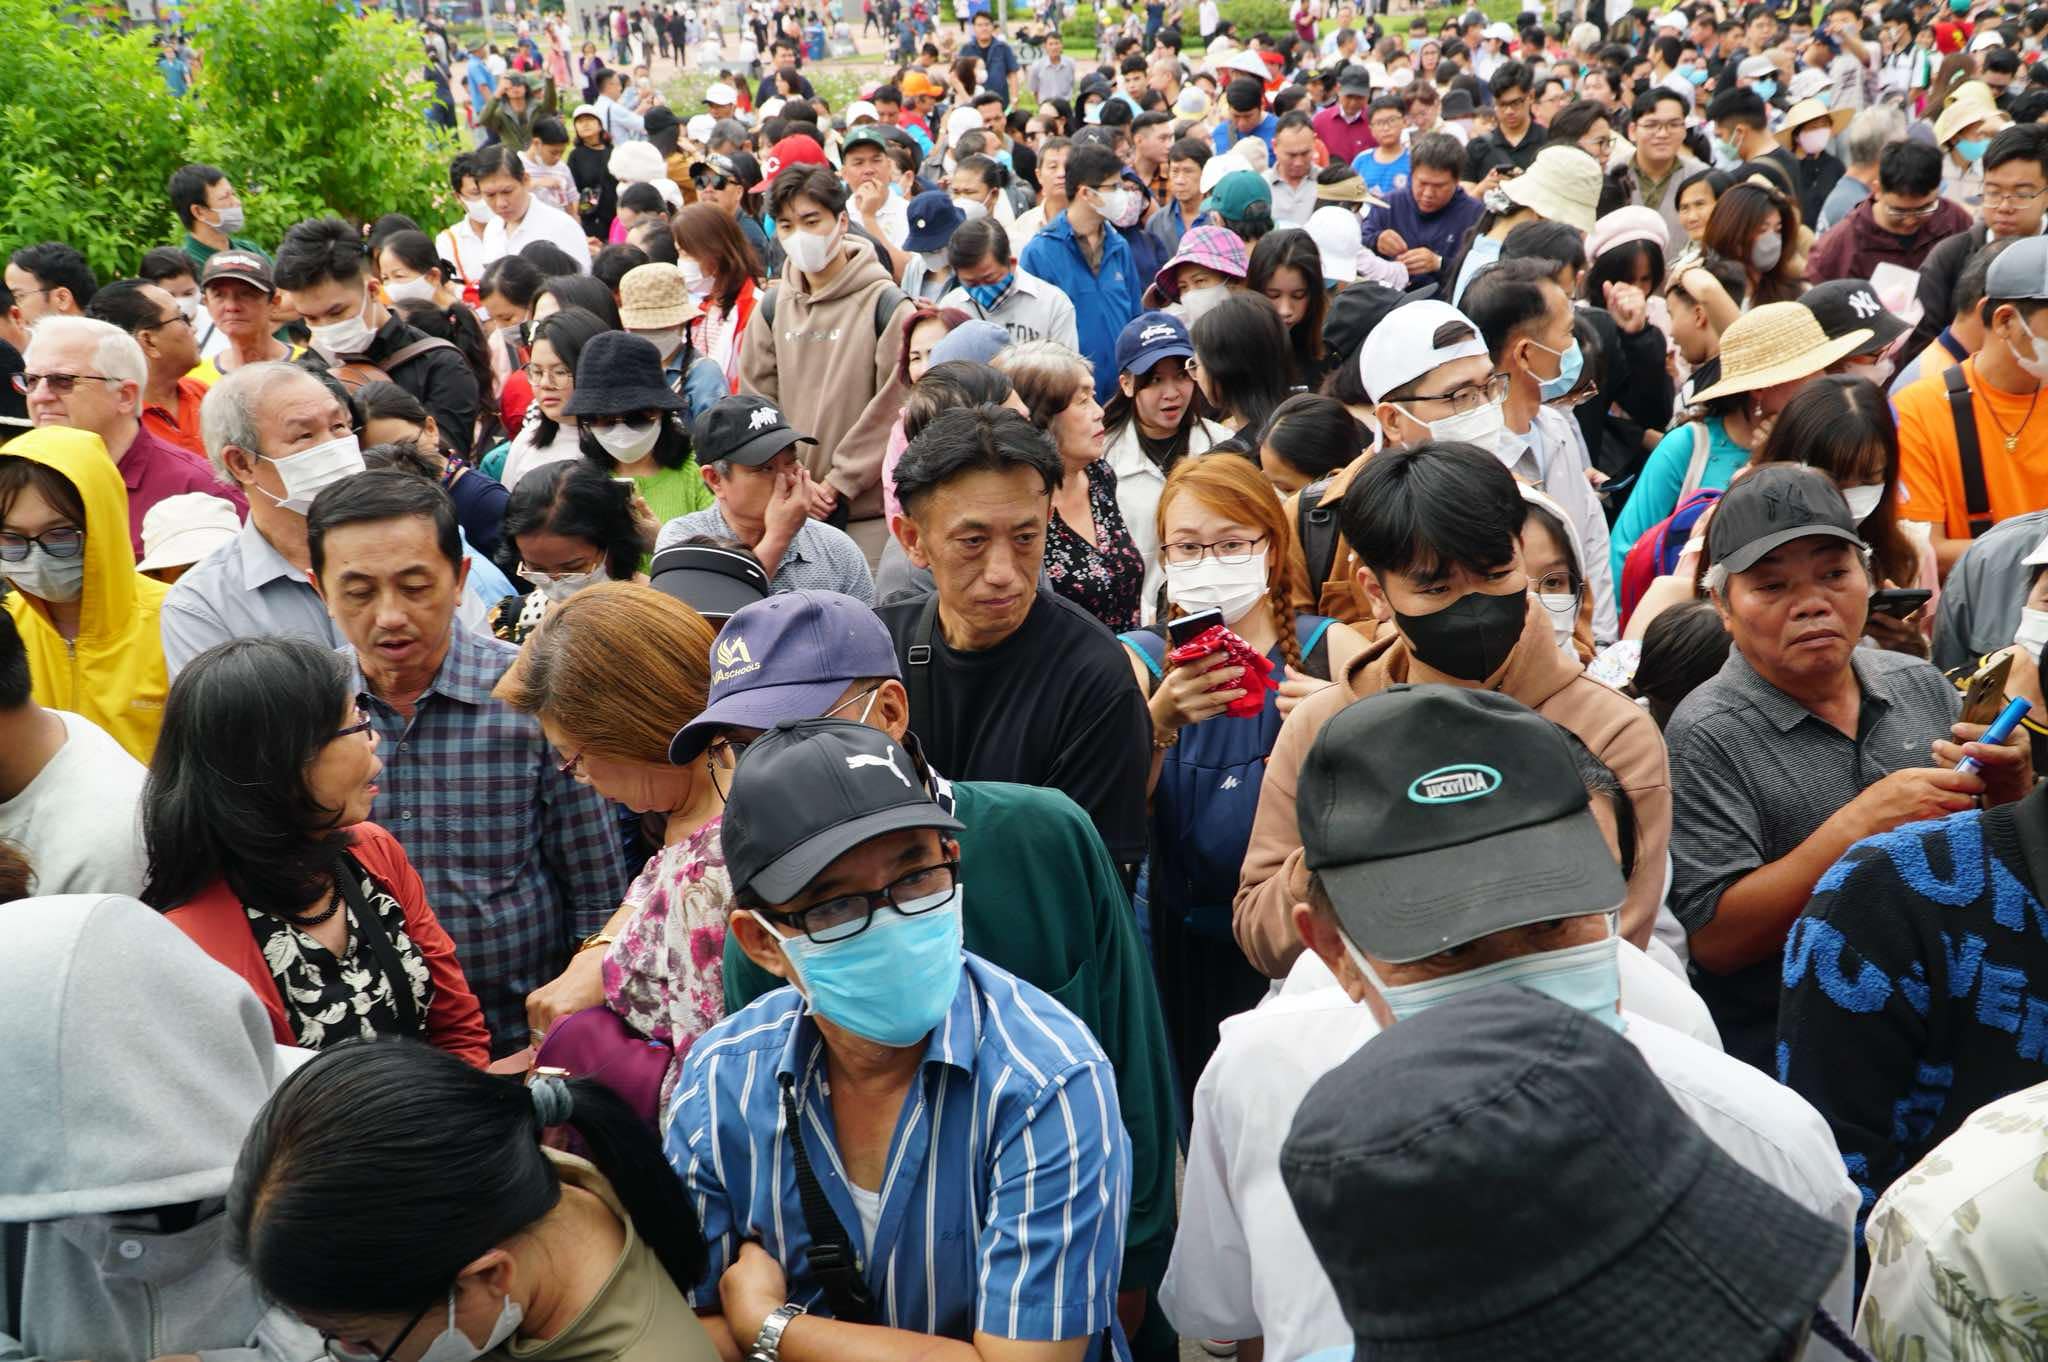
[1777,792,2048,1284]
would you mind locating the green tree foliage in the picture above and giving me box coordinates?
[0,0,190,281]
[183,0,460,245]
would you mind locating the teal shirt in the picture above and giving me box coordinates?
[180,233,270,269]
[721,778,1180,1292]
[1609,415,1750,584]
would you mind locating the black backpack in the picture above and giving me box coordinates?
[1295,476,1342,595]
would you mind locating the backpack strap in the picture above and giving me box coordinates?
[871,283,909,337]
[1298,615,1335,681]
[1676,420,1712,506]
[1295,476,1340,594]
[379,336,459,371]
[898,592,939,750]
[761,281,781,329]
[778,1072,875,1323]
[1946,363,1994,539]
[3,1221,24,1339]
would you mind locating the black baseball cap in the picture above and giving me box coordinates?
[648,543,771,623]
[1706,463,1864,577]
[1337,66,1375,94]
[721,718,963,902]
[691,395,818,468]
[1799,278,1909,356]
[1279,987,1845,1361]
[1296,686,1625,964]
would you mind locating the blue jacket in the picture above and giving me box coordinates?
[1212,112,1278,156]
[1020,212,1141,401]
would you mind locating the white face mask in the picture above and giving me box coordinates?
[519,563,604,603]
[0,545,85,603]
[1094,186,1133,225]
[386,1287,522,1362]
[681,259,713,297]
[784,220,842,275]
[175,292,205,324]
[258,433,366,516]
[384,274,438,304]
[1796,125,1832,155]
[2016,605,2048,661]
[306,291,376,361]
[633,325,684,357]
[590,418,662,461]
[1537,590,1579,653]
[1401,395,1506,457]
[2014,317,2048,382]
[463,195,495,224]
[952,196,990,221]
[1180,283,1231,322]
[1164,550,1269,623]
[1841,483,1886,524]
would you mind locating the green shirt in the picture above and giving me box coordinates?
[180,233,270,269]
[721,778,1180,1292]
[634,462,714,527]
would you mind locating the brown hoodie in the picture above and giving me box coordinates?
[736,233,915,519]
[1232,594,1672,976]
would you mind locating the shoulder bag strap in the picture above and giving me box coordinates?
[778,1074,876,1323]
[332,853,424,1039]
[900,592,939,749]
[4,1220,25,1338]
[381,336,458,370]
[1946,364,1994,539]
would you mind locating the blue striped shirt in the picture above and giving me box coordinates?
[666,953,1130,1356]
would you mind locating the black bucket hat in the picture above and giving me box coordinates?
[560,331,688,416]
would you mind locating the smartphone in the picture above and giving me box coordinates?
[1962,651,2015,727]
[1869,587,1932,618]
[1168,608,1225,648]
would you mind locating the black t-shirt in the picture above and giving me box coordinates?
[878,588,1152,865]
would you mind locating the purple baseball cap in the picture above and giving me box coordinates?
[668,589,901,763]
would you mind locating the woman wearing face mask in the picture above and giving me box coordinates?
[1144,224,1250,323]
[563,331,712,533]
[436,153,496,299]
[1520,484,1596,665]
[1701,179,1805,307]
[359,381,511,560]
[490,462,653,644]
[1119,454,1365,1117]
[379,230,464,313]
[0,430,170,763]
[500,305,607,492]
[949,153,1016,226]
[996,340,1146,630]
[493,582,729,1101]
[1190,292,1295,456]
[1247,228,1330,388]
[146,638,490,1063]
[227,1036,717,1362]
[672,203,765,394]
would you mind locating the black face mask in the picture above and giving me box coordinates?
[1395,586,1528,682]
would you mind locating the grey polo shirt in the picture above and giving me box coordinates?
[654,504,876,603]
[1667,644,1961,1068]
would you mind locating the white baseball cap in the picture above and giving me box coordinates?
[845,99,880,124]
[1358,299,1491,405]
[705,81,739,104]
[687,112,717,144]
[1307,206,1362,284]
[136,492,241,574]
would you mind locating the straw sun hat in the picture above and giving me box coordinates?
[1689,302,1872,402]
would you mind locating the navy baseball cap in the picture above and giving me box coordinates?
[1116,311,1194,376]
[668,589,901,763]
[903,190,964,253]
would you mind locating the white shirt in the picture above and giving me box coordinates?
[0,711,146,898]
[1499,403,1620,645]
[499,418,581,492]
[1103,414,1234,625]
[938,269,1080,349]
[1162,948,1854,1362]
[1199,0,1218,34]
[436,218,496,290]
[481,197,593,273]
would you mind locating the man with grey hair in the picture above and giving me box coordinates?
[1666,464,2032,1069]
[652,394,874,599]
[19,315,243,559]
[1814,104,1901,231]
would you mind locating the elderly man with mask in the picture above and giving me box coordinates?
[19,316,244,558]
[1668,464,2034,1071]
[668,717,1131,1362]
[1237,440,1672,973]
[1168,684,1856,1360]
[300,469,627,1056]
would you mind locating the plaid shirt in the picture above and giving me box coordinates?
[346,625,629,1054]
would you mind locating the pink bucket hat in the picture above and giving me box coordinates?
[1585,205,1670,262]
[1154,225,1251,300]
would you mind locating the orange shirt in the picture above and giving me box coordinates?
[1895,357,2048,539]
[140,375,210,460]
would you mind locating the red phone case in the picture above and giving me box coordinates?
[1166,624,1276,718]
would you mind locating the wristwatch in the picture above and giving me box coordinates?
[747,1302,807,1362]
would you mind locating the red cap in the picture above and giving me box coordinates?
[752,134,828,192]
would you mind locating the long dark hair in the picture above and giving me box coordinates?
[1102,349,1200,468]
[497,461,650,583]
[529,306,610,443]
[1262,391,1367,483]
[1703,180,1802,306]
[142,638,356,914]
[1625,598,1731,729]
[1754,375,1917,587]
[1246,229,1329,373]
[1191,292,1293,438]
[229,1038,707,1315]
[672,202,763,314]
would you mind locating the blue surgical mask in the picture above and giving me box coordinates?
[1685,64,1709,84]
[966,271,1015,310]
[1957,136,1990,163]
[1753,77,1778,100]
[1342,918,1624,1032]
[752,890,965,1046]
[1531,335,1584,401]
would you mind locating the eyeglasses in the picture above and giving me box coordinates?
[1983,186,2048,207]
[321,1293,440,1362]
[1402,371,1511,415]
[759,860,961,943]
[137,311,190,333]
[1162,533,1269,566]
[9,371,110,396]
[557,748,586,779]
[1881,198,1943,220]
[1580,135,1615,156]
[332,695,375,742]
[525,362,573,385]
[1634,117,1686,133]
[0,526,84,562]
[1533,571,1582,609]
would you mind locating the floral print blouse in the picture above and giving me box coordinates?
[602,816,731,1107]
[1043,458,1145,632]
[245,858,433,1052]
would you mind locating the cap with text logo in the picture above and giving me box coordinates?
[669,589,901,763]
[1799,278,1908,355]
[200,249,274,294]
[1116,311,1195,376]
[1705,463,1863,577]
[690,394,818,470]
[1296,685,1625,963]
[721,718,963,902]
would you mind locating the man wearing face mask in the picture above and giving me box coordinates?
[1236,441,1673,978]
[899,190,965,302]
[1171,686,1855,1361]
[272,216,481,458]
[669,717,1134,1362]
[163,363,501,676]
[1461,260,1619,645]
[167,163,266,271]
[1906,125,2048,365]
[1898,234,2048,573]
[939,218,1080,347]
[1020,143,1144,401]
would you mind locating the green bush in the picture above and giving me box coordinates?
[0,0,190,281]
[1062,1,1293,51]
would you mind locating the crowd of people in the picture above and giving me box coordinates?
[20,0,2048,1357]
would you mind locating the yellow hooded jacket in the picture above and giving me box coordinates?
[3,428,170,761]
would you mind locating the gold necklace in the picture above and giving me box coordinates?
[1985,380,2043,455]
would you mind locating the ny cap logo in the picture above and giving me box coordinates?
[748,405,781,431]
[1848,290,1881,319]
[715,636,753,669]
[846,744,914,789]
